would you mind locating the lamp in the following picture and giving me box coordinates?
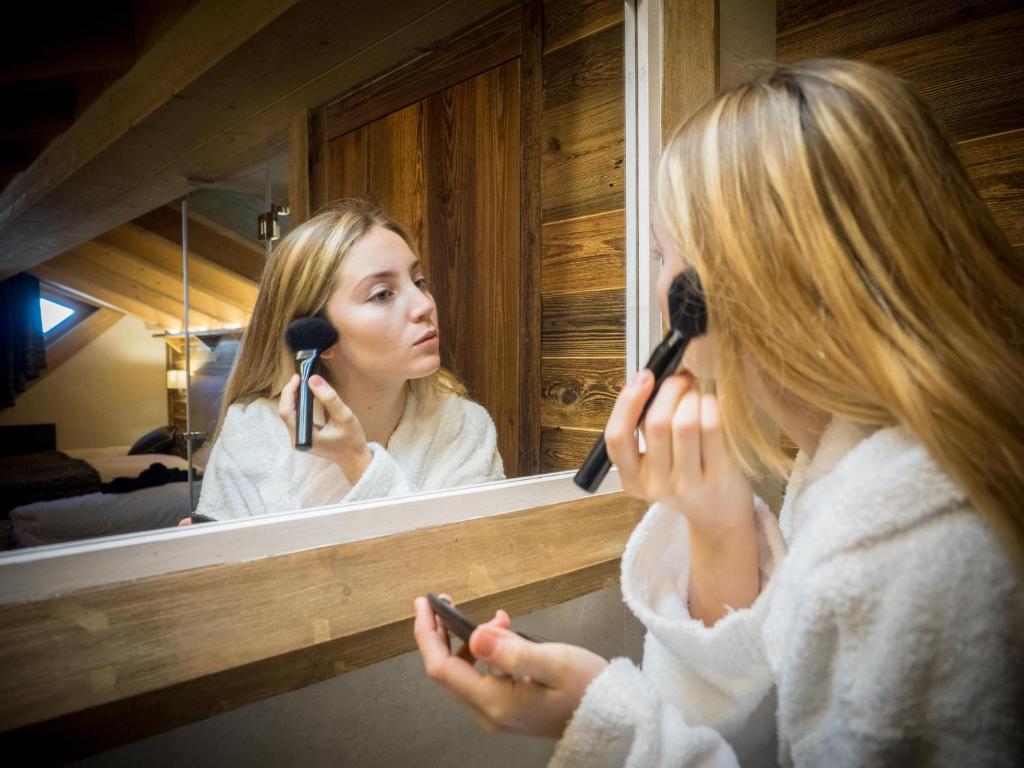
[166,369,187,391]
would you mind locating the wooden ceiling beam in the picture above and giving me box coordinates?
[29,263,182,331]
[43,250,220,330]
[0,0,304,258]
[0,0,507,275]
[133,206,265,283]
[72,240,247,327]
[96,223,259,309]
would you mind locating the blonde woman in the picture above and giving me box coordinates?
[193,200,504,521]
[414,60,1023,765]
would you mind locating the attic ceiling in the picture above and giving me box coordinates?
[30,206,262,332]
[0,0,506,278]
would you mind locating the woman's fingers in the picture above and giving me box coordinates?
[605,370,654,481]
[308,374,352,425]
[468,627,568,689]
[278,374,299,416]
[642,375,691,486]
[671,388,703,487]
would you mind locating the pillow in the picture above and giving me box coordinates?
[129,425,181,457]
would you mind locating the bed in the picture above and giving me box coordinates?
[4,444,203,548]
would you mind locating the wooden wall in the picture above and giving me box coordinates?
[539,0,626,471]
[777,0,1024,260]
[311,1,628,477]
[325,61,524,478]
[315,7,529,477]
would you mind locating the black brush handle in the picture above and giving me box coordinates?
[573,328,686,493]
[296,353,317,450]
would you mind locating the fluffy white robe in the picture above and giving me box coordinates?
[195,388,504,520]
[551,419,1023,767]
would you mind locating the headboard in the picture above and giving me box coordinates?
[0,423,57,457]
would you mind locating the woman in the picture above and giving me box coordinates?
[193,200,504,520]
[414,60,1023,765]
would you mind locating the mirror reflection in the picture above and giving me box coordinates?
[192,201,506,522]
[0,0,628,550]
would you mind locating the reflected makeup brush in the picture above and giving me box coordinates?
[285,316,339,450]
[573,267,708,493]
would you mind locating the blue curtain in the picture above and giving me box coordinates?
[0,273,47,408]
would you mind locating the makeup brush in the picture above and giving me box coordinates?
[573,267,708,493]
[284,316,339,450]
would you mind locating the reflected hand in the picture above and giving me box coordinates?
[414,596,607,739]
[177,518,192,527]
[278,373,373,484]
[605,371,754,540]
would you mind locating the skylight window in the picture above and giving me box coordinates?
[40,297,75,333]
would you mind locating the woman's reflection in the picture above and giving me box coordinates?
[188,200,504,521]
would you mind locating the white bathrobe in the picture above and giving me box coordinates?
[551,419,1023,767]
[195,388,504,520]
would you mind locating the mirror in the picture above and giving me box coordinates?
[0,1,629,550]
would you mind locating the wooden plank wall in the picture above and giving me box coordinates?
[317,8,526,477]
[327,62,524,478]
[539,0,626,471]
[777,0,1024,260]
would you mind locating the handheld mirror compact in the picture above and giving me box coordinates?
[573,267,708,493]
[284,316,339,450]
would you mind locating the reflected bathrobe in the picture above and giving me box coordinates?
[195,388,504,520]
[550,419,1023,767]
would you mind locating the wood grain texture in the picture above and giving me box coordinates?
[960,127,1024,246]
[327,61,524,477]
[28,263,178,330]
[662,0,719,134]
[72,240,246,326]
[289,110,311,225]
[131,206,265,283]
[777,0,1024,142]
[541,425,604,471]
[324,6,522,141]
[542,0,623,54]
[541,208,625,294]
[519,0,544,477]
[541,22,625,221]
[0,492,648,759]
[30,255,197,330]
[541,287,625,358]
[541,356,625,430]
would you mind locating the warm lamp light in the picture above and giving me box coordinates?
[166,369,187,390]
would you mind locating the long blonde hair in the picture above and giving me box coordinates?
[657,59,1024,565]
[217,199,465,435]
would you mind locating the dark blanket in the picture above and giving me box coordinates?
[100,462,198,494]
[0,450,101,515]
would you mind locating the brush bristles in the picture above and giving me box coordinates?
[668,267,708,340]
[285,316,338,352]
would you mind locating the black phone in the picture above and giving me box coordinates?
[190,513,216,523]
[426,593,545,645]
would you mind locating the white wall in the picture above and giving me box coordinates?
[0,314,167,450]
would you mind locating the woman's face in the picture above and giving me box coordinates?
[652,220,719,380]
[320,226,441,386]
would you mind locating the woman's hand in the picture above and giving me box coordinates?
[278,373,373,484]
[606,370,754,539]
[413,596,608,739]
[606,371,760,623]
